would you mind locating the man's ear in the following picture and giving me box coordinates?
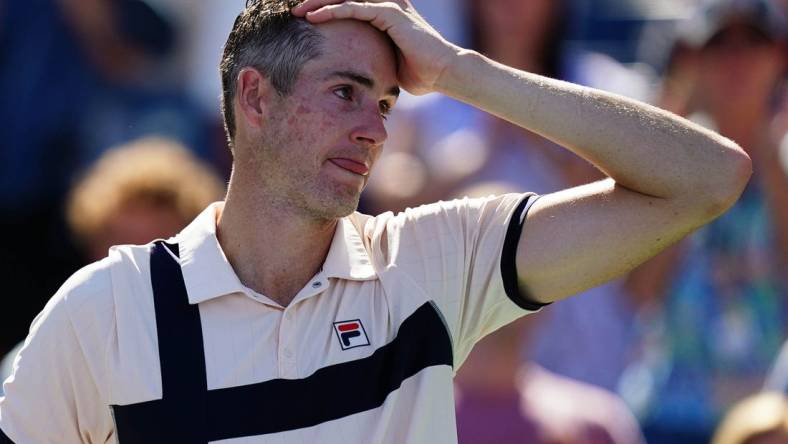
[236,67,274,132]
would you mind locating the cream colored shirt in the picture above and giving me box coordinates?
[0,193,539,443]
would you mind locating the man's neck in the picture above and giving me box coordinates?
[216,173,338,307]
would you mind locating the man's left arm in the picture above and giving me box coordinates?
[434,53,752,302]
[294,0,752,304]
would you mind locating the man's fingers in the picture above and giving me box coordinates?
[302,2,402,30]
[293,0,413,17]
[291,0,344,16]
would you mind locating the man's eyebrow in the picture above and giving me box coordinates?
[327,70,400,98]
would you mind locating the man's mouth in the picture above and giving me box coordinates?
[328,158,369,176]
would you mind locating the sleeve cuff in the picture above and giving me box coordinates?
[0,426,15,443]
[500,193,551,311]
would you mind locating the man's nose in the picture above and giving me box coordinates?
[350,107,388,147]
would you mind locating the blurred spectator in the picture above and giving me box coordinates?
[525,279,640,392]
[0,0,205,356]
[66,137,225,260]
[0,136,225,394]
[711,392,788,444]
[456,328,645,444]
[619,1,788,442]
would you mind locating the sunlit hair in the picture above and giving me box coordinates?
[67,137,225,248]
[712,392,788,444]
[220,0,325,145]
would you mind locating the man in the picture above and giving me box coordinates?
[0,0,750,442]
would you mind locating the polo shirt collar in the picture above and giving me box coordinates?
[175,202,245,305]
[174,203,377,305]
[322,216,377,281]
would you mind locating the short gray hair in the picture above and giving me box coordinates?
[220,0,325,144]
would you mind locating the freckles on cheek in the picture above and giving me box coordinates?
[284,102,313,142]
[288,101,314,127]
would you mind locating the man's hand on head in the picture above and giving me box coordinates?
[291,0,461,95]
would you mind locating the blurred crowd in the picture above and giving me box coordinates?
[1,0,787,443]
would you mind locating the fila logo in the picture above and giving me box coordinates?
[333,319,370,350]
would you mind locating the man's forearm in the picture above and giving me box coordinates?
[436,50,751,208]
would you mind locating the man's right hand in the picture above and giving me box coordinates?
[292,0,462,96]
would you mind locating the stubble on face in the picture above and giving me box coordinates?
[247,85,366,222]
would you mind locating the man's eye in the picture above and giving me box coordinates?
[334,86,353,101]
[379,102,391,120]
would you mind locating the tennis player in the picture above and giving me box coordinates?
[0,1,751,442]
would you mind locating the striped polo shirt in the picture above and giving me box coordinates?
[0,193,541,443]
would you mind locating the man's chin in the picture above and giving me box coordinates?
[307,193,361,220]
[327,198,361,218]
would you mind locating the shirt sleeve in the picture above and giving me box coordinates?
[0,265,115,444]
[380,193,544,369]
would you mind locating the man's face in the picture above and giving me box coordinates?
[248,20,399,220]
